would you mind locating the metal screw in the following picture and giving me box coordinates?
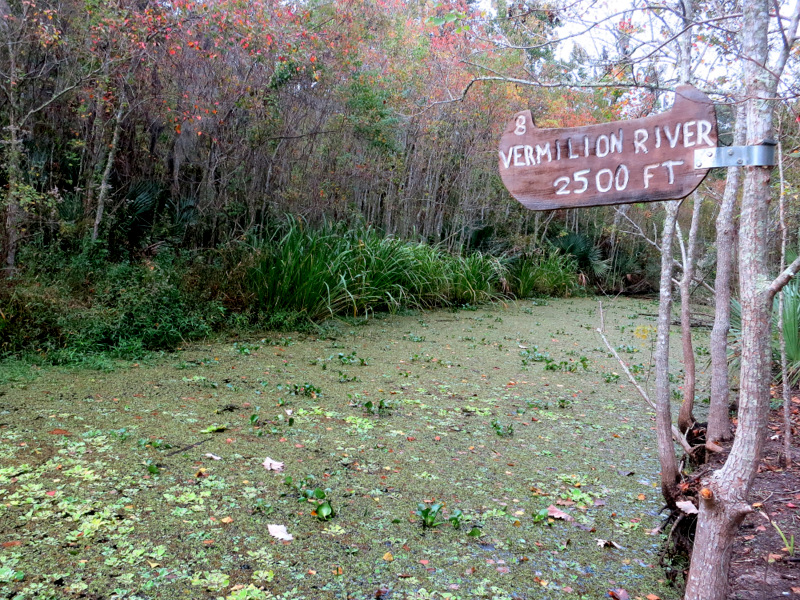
[707,150,714,157]
[728,149,734,156]
[737,159,743,165]
[696,161,703,167]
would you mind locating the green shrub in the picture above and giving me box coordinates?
[1,242,224,361]
[506,251,579,298]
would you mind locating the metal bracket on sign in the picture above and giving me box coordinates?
[694,144,776,169]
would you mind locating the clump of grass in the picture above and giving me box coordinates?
[506,250,580,298]
[245,219,508,321]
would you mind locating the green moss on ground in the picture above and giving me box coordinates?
[0,298,697,600]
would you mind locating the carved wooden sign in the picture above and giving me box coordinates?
[498,85,718,210]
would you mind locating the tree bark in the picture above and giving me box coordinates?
[677,193,703,432]
[684,2,780,597]
[92,102,124,241]
[655,199,681,500]
[707,103,746,444]
[777,140,793,469]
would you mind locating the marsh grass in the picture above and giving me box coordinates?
[2,221,581,364]
[246,221,510,320]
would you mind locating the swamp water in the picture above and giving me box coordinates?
[0,297,705,600]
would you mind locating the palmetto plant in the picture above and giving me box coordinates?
[550,231,610,281]
[729,277,800,384]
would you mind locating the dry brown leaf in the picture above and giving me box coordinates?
[768,553,783,563]
[383,552,394,562]
[676,500,698,515]
[646,594,661,600]
[547,505,574,522]
[220,516,233,524]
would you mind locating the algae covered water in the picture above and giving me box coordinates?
[0,298,697,600]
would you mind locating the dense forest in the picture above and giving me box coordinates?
[0,0,795,362]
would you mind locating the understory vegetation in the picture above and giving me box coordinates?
[0,220,592,364]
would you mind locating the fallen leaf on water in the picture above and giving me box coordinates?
[205,453,222,460]
[596,539,623,549]
[646,594,661,600]
[497,566,510,574]
[547,505,574,522]
[2,541,21,548]
[147,561,161,568]
[220,516,233,524]
[383,552,393,562]
[267,524,293,541]
[676,500,698,515]
[608,588,630,600]
[48,429,71,435]
[262,457,284,472]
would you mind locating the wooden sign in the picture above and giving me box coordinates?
[498,85,718,210]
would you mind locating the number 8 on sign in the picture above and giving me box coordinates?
[514,115,526,135]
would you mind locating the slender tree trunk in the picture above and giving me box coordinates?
[777,140,793,469]
[93,102,124,241]
[685,3,777,597]
[655,199,681,500]
[707,103,746,444]
[678,193,703,432]
[3,122,24,273]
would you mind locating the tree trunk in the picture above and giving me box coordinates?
[707,103,746,444]
[655,199,681,500]
[678,193,703,432]
[684,2,776,597]
[92,102,124,241]
[3,122,24,273]
[777,140,793,469]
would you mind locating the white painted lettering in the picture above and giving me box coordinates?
[554,176,571,195]
[683,121,696,147]
[664,123,681,149]
[556,139,562,161]
[524,145,536,166]
[499,149,513,169]
[634,129,649,154]
[661,160,684,184]
[596,135,610,158]
[584,136,590,157]
[513,145,525,167]
[655,127,661,148]
[568,138,579,159]
[514,115,527,135]
[573,169,590,193]
[596,168,613,193]
[610,129,623,154]
[697,120,714,147]
[615,164,630,191]
[536,143,552,164]
[643,163,659,188]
